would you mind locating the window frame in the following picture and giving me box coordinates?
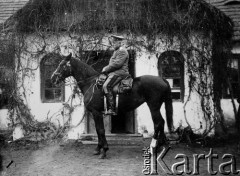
[222,54,240,99]
[158,50,185,102]
[0,41,15,109]
[40,54,65,103]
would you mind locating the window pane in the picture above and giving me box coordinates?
[173,78,180,88]
[54,89,63,100]
[45,89,54,100]
[159,51,184,101]
[0,84,8,109]
[223,56,239,98]
[172,92,181,100]
[162,65,180,77]
[45,78,54,88]
[45,89,62,101]
[41,53,64,102]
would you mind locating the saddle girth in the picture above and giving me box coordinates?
[96,74,133,94]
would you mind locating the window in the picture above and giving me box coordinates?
[0,40,15,109]
[0,68,12,109]
[0,83,8,109]
[223,54,240,99]
[158,50,184,101]
[40,53,65,103]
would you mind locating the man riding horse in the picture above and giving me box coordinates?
[102,35,130,115]
[51,38,173,159]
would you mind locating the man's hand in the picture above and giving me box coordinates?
[101,71,107,75]
[102,66,107,72]
[101,67,107,75]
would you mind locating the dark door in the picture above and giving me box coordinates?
[84,50,136,134]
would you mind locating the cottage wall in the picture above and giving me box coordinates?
[0,32,236,139]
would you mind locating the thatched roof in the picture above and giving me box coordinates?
[1,0,233,40]
[0,0,28,24]
[206,0,240,41]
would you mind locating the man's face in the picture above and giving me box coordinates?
[112,38,122,50]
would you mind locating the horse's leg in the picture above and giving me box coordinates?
[91,111,102,155]
[93,130,101,155]
[92,110,109,159]
[148,102,166,147]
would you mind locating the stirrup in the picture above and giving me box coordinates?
[105,109,117,116]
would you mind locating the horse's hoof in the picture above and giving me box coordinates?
[99,153,106,159]
[93,150,101,155]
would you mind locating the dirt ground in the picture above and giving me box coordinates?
[1,138,240,176]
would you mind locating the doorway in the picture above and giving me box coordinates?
[84,49,136,134]
[111,111,135,134]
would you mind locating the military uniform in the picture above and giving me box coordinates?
[102,35,129,115]
[102,46,129,93]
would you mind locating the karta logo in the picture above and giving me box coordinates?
[142,146,240,175]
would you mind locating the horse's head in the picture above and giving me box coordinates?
[51,53,73,85]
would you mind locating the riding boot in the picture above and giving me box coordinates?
[105,92,117,116]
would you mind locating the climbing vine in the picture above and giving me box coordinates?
[0,0,234,139]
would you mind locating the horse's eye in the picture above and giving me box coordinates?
[63,65,68,71]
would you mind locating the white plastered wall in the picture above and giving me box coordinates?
[134,34,210,135]
[0,33,237,139]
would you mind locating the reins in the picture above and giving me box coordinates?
[83,82,97,107]
[76,74,98,85]
[53,57,101,107]
[77,74,99,107]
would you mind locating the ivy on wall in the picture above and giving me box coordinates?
[0,0,234,139]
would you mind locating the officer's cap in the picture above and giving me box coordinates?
[111,35,124,41]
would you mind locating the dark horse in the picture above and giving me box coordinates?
[51,53,173,159]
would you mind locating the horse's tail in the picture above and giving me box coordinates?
[163,78,173,133]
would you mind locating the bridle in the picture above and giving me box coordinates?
[52,60,72,84]
[52,60,100,106]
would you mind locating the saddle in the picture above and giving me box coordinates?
[97,74,133,115]
[96,74,133,94]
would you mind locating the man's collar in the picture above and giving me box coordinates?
[115,46,125,51]
[114,46,120,50]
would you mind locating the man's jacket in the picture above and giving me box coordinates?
[103,47,129,77]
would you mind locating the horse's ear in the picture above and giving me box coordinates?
[66,53,72,61]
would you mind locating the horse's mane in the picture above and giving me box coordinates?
[71,57,99,77]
